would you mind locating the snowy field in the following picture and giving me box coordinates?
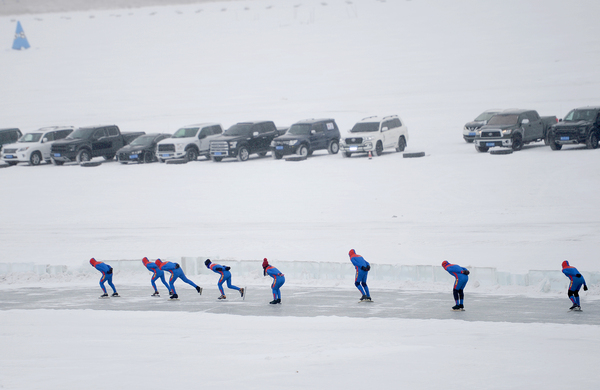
[1,0,600,388]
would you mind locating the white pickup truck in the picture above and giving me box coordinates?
[1,126,74,166]
[340,115,409,157]
[156,123,223,162]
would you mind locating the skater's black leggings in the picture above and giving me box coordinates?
[568,290,579,298]
[453,289,464,301]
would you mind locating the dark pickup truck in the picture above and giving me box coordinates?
[474,109,557,152]
[209,121,280,162]
[547,106,600,150]
[51,125,145,165]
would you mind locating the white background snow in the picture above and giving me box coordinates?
[1,0,600,388]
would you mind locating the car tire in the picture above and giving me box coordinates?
[464,138,474,143]
[143,151,155,163]
[586,132,599,149]
[51,158,64,166]
[343,152,352,158]
[212,156,223,162]
[548,134,562,150]
[511,133,523,151]
[297,144,309,157]
[490,149,513,155]
[237,146,250,162]
[272,152,283,160]
[328,140,340,154]
[6,161,18,166]
[103,154,115,161]
[474,144,489,153]
[77,149,92,163]
[81,161,102,167]
[258,152,268,157]
[403,152,425,158]
[375,141,383,156]
[29,151,42,166]
[396,136,406,152]
[185,147,199,162]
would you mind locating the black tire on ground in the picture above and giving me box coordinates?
[297,144,309,157]
[30,151,42,166]
[258,152,268,157]
[586,132,599,149]
[375,141,383,156]
[51,158,64,166]
[120,162,128,164]
[403,152,425,158]
[272,152,283,160]
[80,161,102,167]
[76,149,92,163]
[6,161,18,166]
[237,146,250,162]
[285,155,307,162]
[328,140,340,154]
[396,136,407,152]
[103,154,115,161]
[143,151,155,163]
[475,144,489,153]
[0,163,14,168]
[166,158,188,165]
[212,156,223,162]
[511,133,523,151]
[343,152,352,158]
[490,149,513,155]
[185,147,199,162]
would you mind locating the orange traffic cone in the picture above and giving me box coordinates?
[368,151,372,159]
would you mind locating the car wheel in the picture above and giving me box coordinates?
[343,152,352,158]
[586,132,599,149]
[272,152,283,160]
[185,148,199,161]
[77,149,91,163]
[464,138,474,143]
[511,133,523,151]
[548,134,561,150]
[143,151,155,163]
[375,141,383,156]
[7,161,18,166]
[395,136,406,152]
[29,151,42,166]
[474,144,489,153]
[328,140,340,154]
[52,158,64,166]
[237,146,250,162]
[297,144,308,157]
[258,151,268,157]
[103,154,115,161]
[212,156,223,162]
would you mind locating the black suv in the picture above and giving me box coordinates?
[547,106,600,150]
[210,121,280,162]
[271,118,340,159]
[0,128,22,152]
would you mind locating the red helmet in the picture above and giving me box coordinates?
[262,258,269,269]
[562,260,570,269]
[142,257,149,265]
[442,261,449,268]
[348,249,356,257]
[89,258,98,266]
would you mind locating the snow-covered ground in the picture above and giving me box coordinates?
[1,0,600,388]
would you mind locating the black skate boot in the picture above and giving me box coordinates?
[270,299,278,304]
[170,294,179,300]
[196,286,202,295]
[151,291,160,297]
[111,292,120,297]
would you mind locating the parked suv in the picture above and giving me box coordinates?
[1,126,73,166]
[547,106,600,150]
[271,118,340,159]
[210,121,280,162]
[156,123,222,162]
[463,109,502,143]
[118,133,171,163]
[340,115,408,157]
[0,128,22,153]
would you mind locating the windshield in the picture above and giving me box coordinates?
[224,124,253,136]
[130,135,155,146]
[475,112,499,122]
[350,122,379,133]
[564,109,599,122]
[67,128,96,139]
[172,127,199,138]
[288,124,312,136]
[487,114,518,126]
[18,133,43,143]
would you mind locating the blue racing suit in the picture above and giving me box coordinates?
[562,261,587,306]
[144,260,170,293]
[443,263,469,305]
[349,250,370,298]
[93,261,117,294]
[209,263,240,295]
[266,265,285,300]
[159,261,198,295]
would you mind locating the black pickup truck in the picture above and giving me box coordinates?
[474,109,557,152]
[51,125,145,165]
[547,106,600,150]
[209,121,280,162]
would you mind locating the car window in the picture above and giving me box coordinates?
[107,127,119,136]
[45,132,55,141]
[392,118,402,128]
[57,130,72,139]
[11,131,20,142]
[382,120,393,131]
[526,112,539,121]
[212,125,223,135]
[0,133,8,143]
[94,128,107,139]
[312,123,325,133]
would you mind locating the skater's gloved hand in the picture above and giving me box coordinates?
[462,270,470,275]
[361,266,367,271]
[584,285,588,291]
[225,266,231,271]
[576,274,582,278]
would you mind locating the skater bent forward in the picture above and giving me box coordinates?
[205,259,244,300]
[263,258,285,304]
[562,260,588,310]
[142,257,171,296]
[442,261,469,311]
[349,249,371,301]
[155,259,202,300]
[90,258,119,298]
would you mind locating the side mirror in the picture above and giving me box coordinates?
[483,120,488,125]
[559,118,563,122]
[521,119,530,125]
[252,131,260,137]
[382,127,388,131]
[42,138,48,143]
[311,130,316,135]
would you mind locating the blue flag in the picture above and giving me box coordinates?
[12,21,30,50]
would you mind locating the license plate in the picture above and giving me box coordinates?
[469,132,476,136]
[5,155,14,159]
[349,146,358,151]
[486,142,495,147]
[214,152,222,156]
[560,136,569,141]
[54,153,61,157]
[129,154,138,159]
[276,146,283,150]
[162,154,170,158]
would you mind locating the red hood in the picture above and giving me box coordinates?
[349,249,358,258]
[262,258,269,269]
[89,258,98,267]
[155,259,164,269]
[562,260,570,269]
[442,261,450,269]
[142,257,149,266]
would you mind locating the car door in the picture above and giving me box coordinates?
[381,120,394,148]
[253,123,272,153]
[526,111,543,140]
[309,123,326,150]
[197,126,211,154]
[40,131,56,159]
[91,128,109,155]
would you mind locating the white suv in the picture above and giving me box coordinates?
[1,126,74,166]
[340,115,409,157]
[156,123,223,162]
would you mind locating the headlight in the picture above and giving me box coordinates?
[131,150,142,155]
[364,136,374,141]
[176,144,184,151]
[18,147,29,152]
[287,140,298,146]
[270,141,275,147]
[68,145,77,151]
[502,129,512,135]
[229,141,237,148]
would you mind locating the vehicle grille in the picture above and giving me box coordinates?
[345,137,363,145]
[480,130,501,138]
[51,144,69,152]
[158,144,175,152]
[210,141,229,152]
[3,148,17,153]
[555,126,579,133]
[465,126,479,131]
